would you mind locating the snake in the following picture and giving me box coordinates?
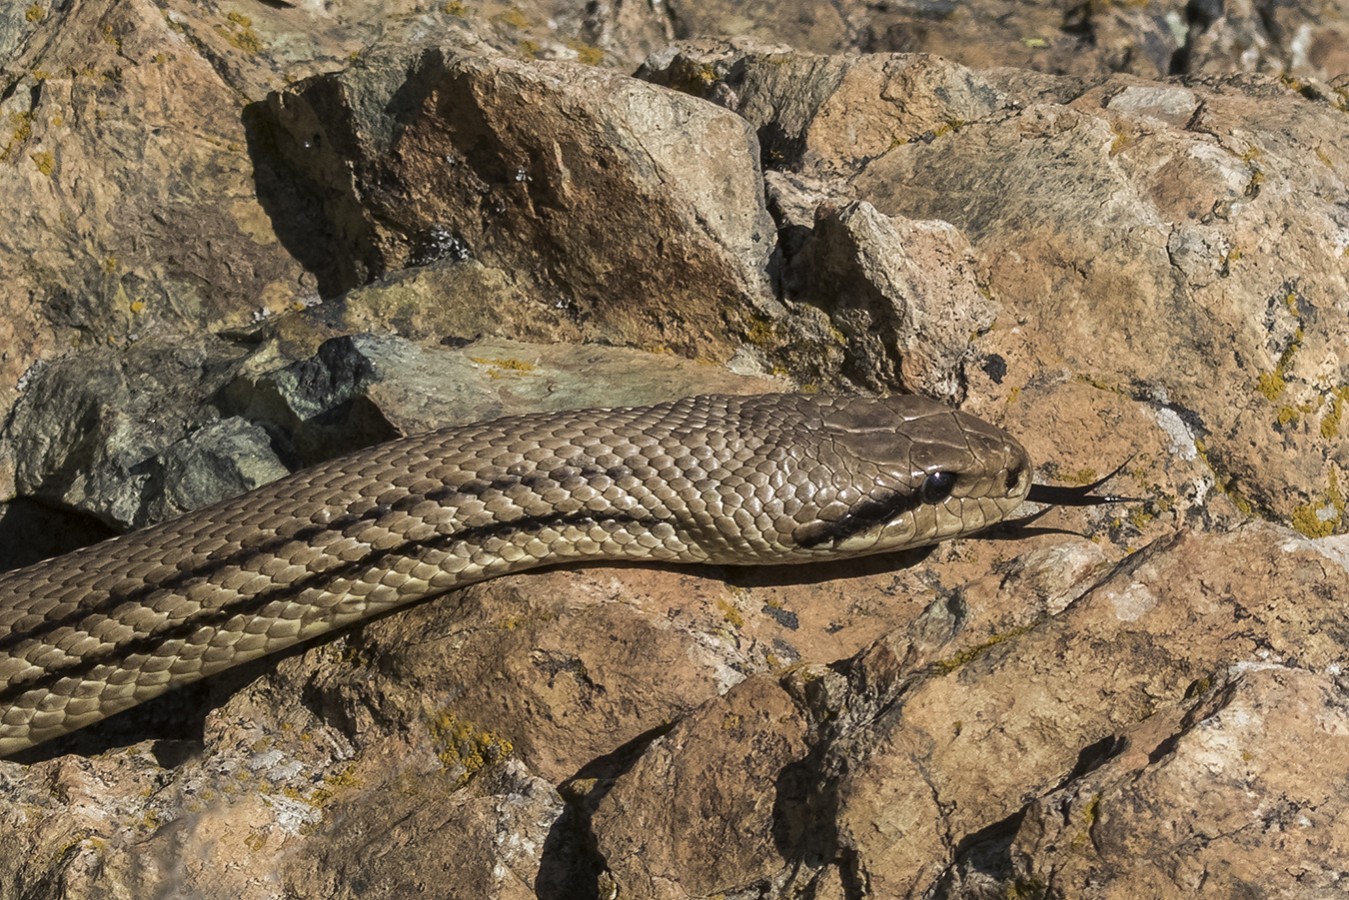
[0,392,1124,757]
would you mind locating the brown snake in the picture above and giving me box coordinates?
[0,392,1120,757]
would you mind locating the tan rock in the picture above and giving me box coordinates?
[562,525,1349,897]
[787,200,995,401]
[641,45,1010,175]
[591,674,810,898]
[655,41,1347,534]
[265,47,780,361]
[1,7,1348,899]
[649,0,1349,81]
[0,1,308,410]
[1001,663,1349,897]
[279,759,566,899]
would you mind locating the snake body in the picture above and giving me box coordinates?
[0,392,1033,756]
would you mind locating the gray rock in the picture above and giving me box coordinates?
[220,332,783,466]
[4,338,248,529]
[139,418,289,525]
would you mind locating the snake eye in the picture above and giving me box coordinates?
[921,471,957,504]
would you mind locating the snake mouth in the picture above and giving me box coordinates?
[988,458,1139,539]
[1025,458,1137,507]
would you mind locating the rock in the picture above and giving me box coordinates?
[0,4,1346,899]
[859,1,1182,78]
[1185,0,1349,81]
[998,664,1349,898]
[665,0,850,57]
[591,674,811,898]
[139,417,289,525]
[656,40,1348,534]
[641,45,1011,175]
[0,1,308,412]
[278,759,569,899]
[785,199,995,401]
[579,525,1349,897]
[263,46,780,360]
[3,337,250,530]
[650,0,1349,82]
[0,0,708,430]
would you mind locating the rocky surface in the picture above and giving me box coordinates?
[0,0,1344,898]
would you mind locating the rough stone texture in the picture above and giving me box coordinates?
[591,674,811,897]
[0,0,707,435]
[640,44,1013,176]
[652,0,1349,82]
[0,2,1346,898]
[4,337,251,529]
[582,526,1349,898]
[1000,664,1349,897]
[785,199,995,402]
[3,331,777,532]
[139,416,290,526]
[0,0,305,412]
[655,41,1349,534]
[262,46,780,360]
[856,0,1189,78]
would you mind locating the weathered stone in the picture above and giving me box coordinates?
[0,0,698,429]
[786,199,995,401]
[1,4,1348,898]
[996,664,1349,898]
[641,44,1010,175]
[651,0,1349,81]
[0,1,308,415]
[658,41,1348,533]
[3,337,249,529]
[264,46,780,360]
[139,417,289,525]
[279,759,567,899]
[567,525,1349,897]
[592,675,811,898]
[1186,0,1349,81]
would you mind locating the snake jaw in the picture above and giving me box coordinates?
[791,489,922,549]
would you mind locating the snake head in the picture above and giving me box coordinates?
[788,395,1037,555]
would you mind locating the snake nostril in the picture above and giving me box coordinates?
[1005,465,1025,494]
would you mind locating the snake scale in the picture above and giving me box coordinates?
[0,392,1116,757]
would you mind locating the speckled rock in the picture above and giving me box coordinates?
[263,46,780,361]
[4,337,250,530]
[785,199,995,401]
[654,40,1349,537]
[582,526,1349,897]
[997,663,1349,898]
[3,330,779,532]
[0,3,1347,899]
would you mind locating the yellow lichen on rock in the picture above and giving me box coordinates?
[427,710,514,786]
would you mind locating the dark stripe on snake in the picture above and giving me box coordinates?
[792,489,925,549]
[0,465,647,658]
[0,507,668,706]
